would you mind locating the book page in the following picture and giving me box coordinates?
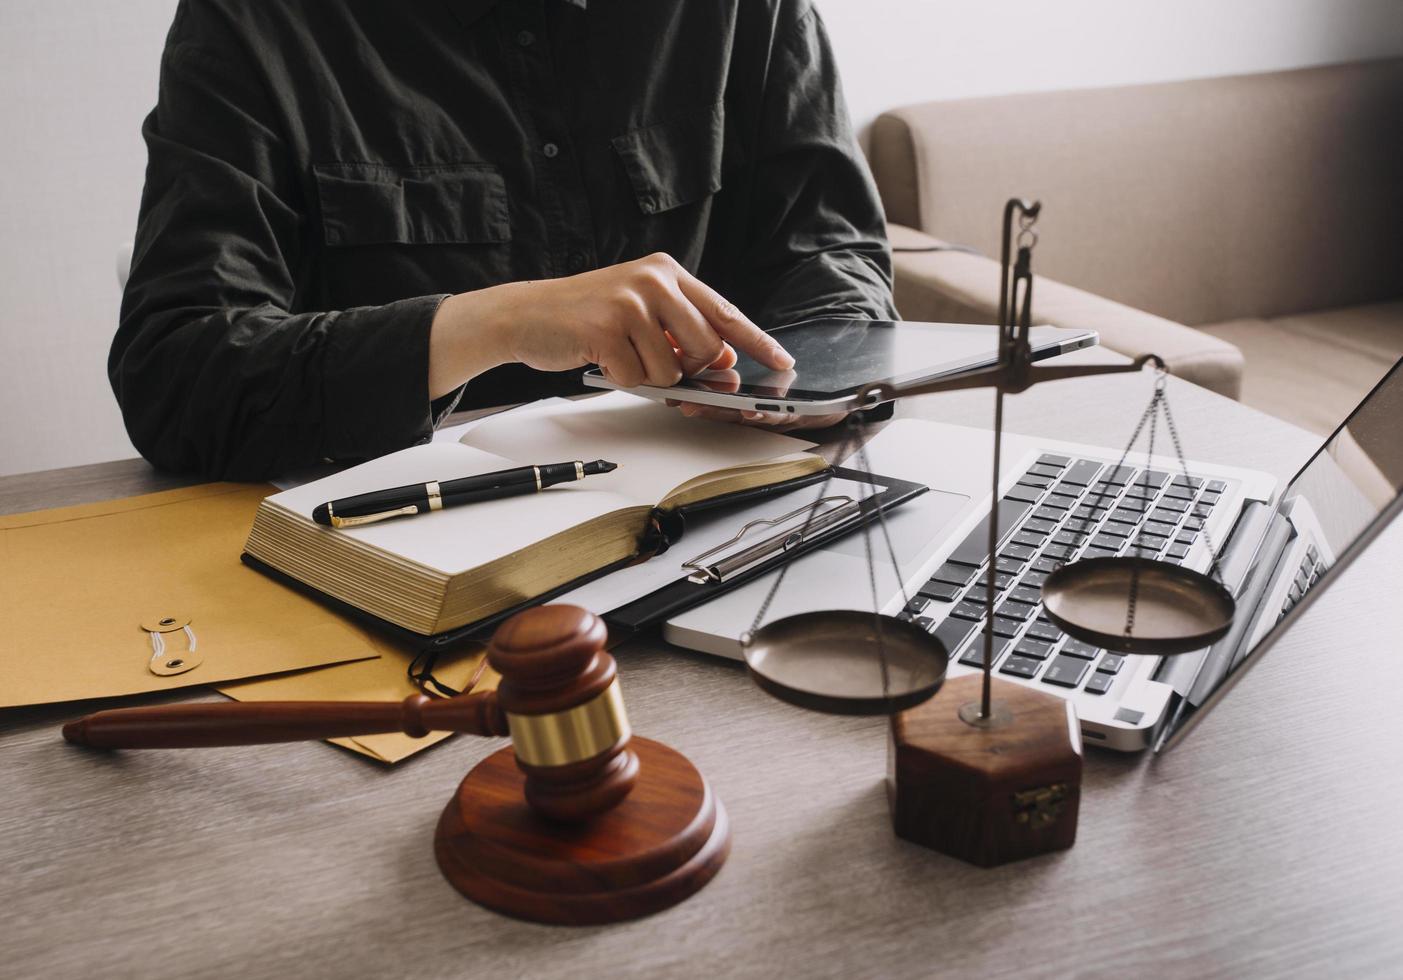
[460,391,817,506]
[265,442,639,576]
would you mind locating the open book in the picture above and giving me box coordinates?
[243,392,826,635]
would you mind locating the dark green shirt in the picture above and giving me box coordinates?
[112,0,895,480]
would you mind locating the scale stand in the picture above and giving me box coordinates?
[741,198,1235,866]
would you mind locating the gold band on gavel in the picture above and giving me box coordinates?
[506,679,631,768]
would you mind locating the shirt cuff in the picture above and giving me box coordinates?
[320,293,450,461]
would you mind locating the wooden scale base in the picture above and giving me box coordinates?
[435,736,731,926]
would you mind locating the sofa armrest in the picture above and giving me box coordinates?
[888,224,1244,399]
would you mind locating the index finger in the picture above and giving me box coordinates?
[674,270,795,371]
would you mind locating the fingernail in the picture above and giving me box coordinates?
[773,347,795,369]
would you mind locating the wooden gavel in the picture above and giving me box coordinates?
[64,605,638,823]
[63,604,730,925]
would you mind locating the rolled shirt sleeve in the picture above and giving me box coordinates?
[111,5,447,481]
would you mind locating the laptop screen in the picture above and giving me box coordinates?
[1157,357,1403,750]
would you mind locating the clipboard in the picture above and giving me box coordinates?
[603,469,927,634]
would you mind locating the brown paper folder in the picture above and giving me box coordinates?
[219,647,499,764]
[0,483,381,708]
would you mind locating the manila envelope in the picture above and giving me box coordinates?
[219,644,499,764]
[0,483,380,708]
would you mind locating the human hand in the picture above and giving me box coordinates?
[428,253,794,398]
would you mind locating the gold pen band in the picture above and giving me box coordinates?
[506,679,631,768]
[426,481,443,511]
[533,465,542,492]
[575,460,584,480]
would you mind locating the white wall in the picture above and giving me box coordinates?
[2,0,1401,477]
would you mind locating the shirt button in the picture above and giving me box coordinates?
[516,30,535,47]
[542,142,560,158]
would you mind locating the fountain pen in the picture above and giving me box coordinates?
[312,459,619,529]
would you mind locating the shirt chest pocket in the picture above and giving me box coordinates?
[312,162,511,246]
[611,100,735,216]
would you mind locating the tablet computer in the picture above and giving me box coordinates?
[581,318,1099,416]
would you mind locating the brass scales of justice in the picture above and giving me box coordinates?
[58,198,1239,911]
[739,198,1236,865]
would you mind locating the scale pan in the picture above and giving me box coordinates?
[1041,556,1235,655]
[742,610,947,716]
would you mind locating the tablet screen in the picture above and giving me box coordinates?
[667,319,1091,401]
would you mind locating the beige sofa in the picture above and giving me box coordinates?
[869,59,1403,432]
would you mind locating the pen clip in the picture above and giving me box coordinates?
[681,496,858,584]
[329,504,420,528]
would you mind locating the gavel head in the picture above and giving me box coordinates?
[488,605,638,823]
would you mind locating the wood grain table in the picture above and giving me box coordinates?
[4,355,1402,979]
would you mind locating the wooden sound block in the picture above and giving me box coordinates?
[888,674,1082,868]
[435,736,730,925]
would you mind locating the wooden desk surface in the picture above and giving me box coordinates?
[4,359,1402,979]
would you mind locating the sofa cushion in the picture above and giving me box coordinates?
[1197,302,1403,434]
[869,60,1403,327]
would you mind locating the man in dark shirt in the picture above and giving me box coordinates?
[112,0,896,480]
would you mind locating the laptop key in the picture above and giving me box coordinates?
[1123,485,1159,501]
[1000,543,1036,562]
[949,599,986,621]
[933,616,980,658]
[1061,459,1103,486]
[1020,473,1055,488]
[905,596,932,616]
[1103,466,1137,486]
[1090,533,1123,552]
[1060,639,1100,660]
[1183,515,1206,531]
[1141,470,1172,487]
[1026,620,1062,643]
[1020,569,1049,588]
[1081,547,1118,561]
[1099,520,1136,539]
[931,561,977,587]
[1044,493,1078,511]
[1012,530,1044,549]
[999,655,1042,679]
[1085,672,1115,695]
[1023,517,1057,535]
[1015,638,1055,660]
[917,579,963,602]
[960,642,1006,669]
[992,616,1023,638]
[1005,484,1042,504]
[1009,585,1042,605]
[1031,556,1060,573]
[1043,543,1077,560]
[1037,454,1071,468]
[1042,655,1089,688]
[1096,653,1126,675]
[1034,506,1063,523]
[996,599,1037,621]
[1167,543,1191,559]
[1144,519,1178,538]
[946,498,1033,567]
[1170,475,1204,490]
[1206,479,1227,493]
[1163,484,1196,501]
[996,555,1027,573]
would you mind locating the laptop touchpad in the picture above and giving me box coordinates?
[827,488,969,575]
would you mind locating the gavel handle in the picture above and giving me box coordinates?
[62,692,508,749]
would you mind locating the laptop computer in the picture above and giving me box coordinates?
[665,357,1403,752]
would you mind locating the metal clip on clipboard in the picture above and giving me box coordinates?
[681,496,859,584]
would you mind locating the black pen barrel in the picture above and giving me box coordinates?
[315,483,432,524]
[440,466,540,505]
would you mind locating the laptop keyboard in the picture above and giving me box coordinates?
[899,454,1227,697]
[1281,545,1325,617]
